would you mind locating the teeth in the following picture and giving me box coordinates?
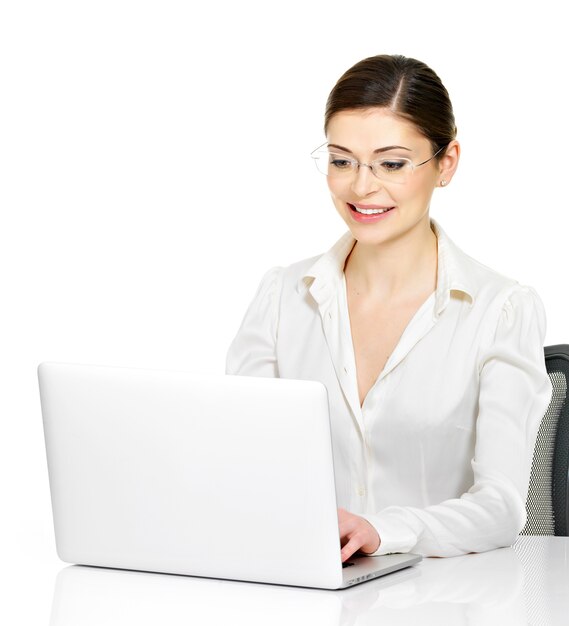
[353,205,392,215]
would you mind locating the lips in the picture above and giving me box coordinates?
[348,203,396,215]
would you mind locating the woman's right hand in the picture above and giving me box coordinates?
[338,507,380,562]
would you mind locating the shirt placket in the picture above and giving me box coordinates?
[342,282,438,512]
[317,286,363,435]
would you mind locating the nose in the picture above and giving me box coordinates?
[351,164,382,197]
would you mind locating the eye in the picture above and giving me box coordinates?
[329,155,353,170]
[378,159,407,173]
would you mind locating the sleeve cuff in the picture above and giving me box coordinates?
[360,511,421,555]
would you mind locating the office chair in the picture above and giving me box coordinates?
[521,344,569,536]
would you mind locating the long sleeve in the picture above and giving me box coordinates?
[361,285,553,557]
[225,267,282,378]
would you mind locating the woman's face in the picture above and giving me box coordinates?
[325,107,447,246]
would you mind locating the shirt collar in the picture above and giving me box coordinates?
[430,218,475,315]
[297,218,475,316]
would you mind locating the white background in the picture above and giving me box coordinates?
[1,0,567,621]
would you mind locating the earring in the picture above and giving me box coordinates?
[440,179,447,187]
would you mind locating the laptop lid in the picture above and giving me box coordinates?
[39,362,420,589]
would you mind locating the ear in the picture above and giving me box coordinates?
[437,140,460,187]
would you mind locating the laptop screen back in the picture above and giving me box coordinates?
[39,363,344,588]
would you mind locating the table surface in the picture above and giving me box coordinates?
[9,536,567,626]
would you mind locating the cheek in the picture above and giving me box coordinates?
[326,177,346,199]
[398,179,432,205]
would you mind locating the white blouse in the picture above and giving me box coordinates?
[225,218,553,557]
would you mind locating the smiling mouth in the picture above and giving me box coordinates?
[348,203,396,215]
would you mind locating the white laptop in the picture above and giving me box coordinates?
[38,362,421,590]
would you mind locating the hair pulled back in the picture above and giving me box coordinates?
[324,54,457,159]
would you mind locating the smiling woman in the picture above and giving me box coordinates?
[322,107,456,246]
[225,54,552,561]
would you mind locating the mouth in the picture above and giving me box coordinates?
[348,203,396,215]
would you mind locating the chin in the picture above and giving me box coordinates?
[347,226,394,246]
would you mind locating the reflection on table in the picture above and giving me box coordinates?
[48,537,569,626]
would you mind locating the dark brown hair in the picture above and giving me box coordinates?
[324,54,457,159]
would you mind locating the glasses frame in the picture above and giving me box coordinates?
[310,142,446,184]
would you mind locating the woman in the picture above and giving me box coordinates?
[225,54,552,559]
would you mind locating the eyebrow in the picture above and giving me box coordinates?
[327,143,412,154]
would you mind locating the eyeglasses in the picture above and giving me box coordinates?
[310,142,445,185]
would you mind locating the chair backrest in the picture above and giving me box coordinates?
[521,344,569,536]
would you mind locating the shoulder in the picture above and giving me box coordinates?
[435,219,527,307]
[252,254,321,286]
[251,255,324,309]
[442,229,547,343]
[460,246,518,294]
[257,232,354,298]
[463,248,546,328]
[279,253,324,291]
[458,245,542,309]
[432,220,548,341]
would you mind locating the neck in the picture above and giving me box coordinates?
[344,217,438,301]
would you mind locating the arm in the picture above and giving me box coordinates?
[357,285,553,557]
[225,266,282,378]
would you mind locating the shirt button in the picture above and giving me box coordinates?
[357,486,366,497]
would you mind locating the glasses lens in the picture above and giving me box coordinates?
[371,158,412,184]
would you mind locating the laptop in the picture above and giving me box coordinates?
[38,362,421,589]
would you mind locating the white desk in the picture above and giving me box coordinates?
[40,536,569,625]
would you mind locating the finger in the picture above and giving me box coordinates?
[338,510,359,534]
[338,518,357,537]
[340,535,364,562]
[360,531,380,554]
[339,527,357,548]
[360,520,381,554]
